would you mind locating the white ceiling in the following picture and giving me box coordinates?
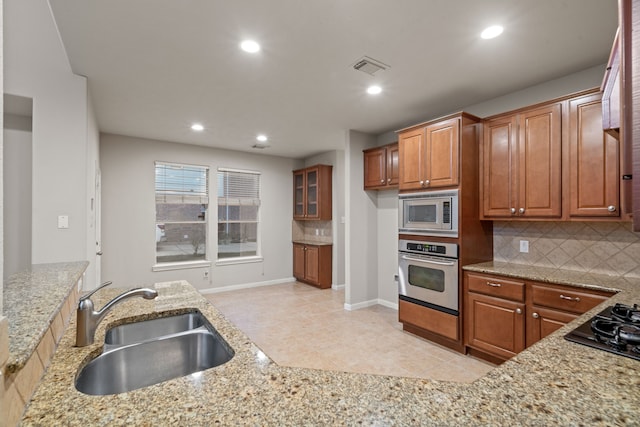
[49,0,618,159]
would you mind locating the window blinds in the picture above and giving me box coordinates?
[155,162,209,204]
[217,168,261,206]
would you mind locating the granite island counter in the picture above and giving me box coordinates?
[21,274,640,426]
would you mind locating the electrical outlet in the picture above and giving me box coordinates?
[519,240,529,253]
[203,270,209,279]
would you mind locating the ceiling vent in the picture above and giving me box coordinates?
[352,56,389,75]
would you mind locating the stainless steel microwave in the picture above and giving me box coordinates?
[398,190,458,237]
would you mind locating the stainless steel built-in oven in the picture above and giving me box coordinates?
[398,239,459,314]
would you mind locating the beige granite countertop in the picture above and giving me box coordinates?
[21,274,640,426]
[3,261,88,374]
[292,239,333,246]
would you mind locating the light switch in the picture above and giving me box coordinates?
[519,240,529,253]
[58,215,69,229]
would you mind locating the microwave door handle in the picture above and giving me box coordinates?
[401,255,456,266]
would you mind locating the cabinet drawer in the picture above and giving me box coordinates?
[530,284,611,314]
[466,273,525,302]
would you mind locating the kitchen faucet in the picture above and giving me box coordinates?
[75,281,158,346]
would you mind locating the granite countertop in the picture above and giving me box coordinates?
[21,273,640,426]
[3,261,88,374]
[292,239,333,246]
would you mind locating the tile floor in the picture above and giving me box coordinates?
[205,282,494,383]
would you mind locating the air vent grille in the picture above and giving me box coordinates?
[352,56,389,75]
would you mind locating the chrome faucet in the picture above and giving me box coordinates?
[76,281,158,346]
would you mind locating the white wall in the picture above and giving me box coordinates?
[3,115,32,279]
[376,190,399,307]
[4,0,91,267]
[100,133,299,290]
[84,90,100,290]
[345,130,379,308]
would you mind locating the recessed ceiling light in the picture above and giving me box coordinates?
[191,123,204,131]
[367,85,382,95]
[481,25,504,40]
[240,40,261,53]
[256,134,268,142]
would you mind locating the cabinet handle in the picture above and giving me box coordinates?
[425,180,430,186]
[381,180,385,184]
[387,178,391,183]
[420,180,424,186]
[532,312,539,319]
[516,308,522,314]
[487,282,502,287]
[511,208,516,214]
[608,205,617,212]
[519,208,525,214]
[559,294,580,302]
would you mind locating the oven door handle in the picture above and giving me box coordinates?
[400,255,456,266]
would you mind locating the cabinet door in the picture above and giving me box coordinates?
[363,147,386,189]
[482,115,518,218]
[527,306,577,347]
[293,171,306,220]
[386,144,400,186]
[425,118,459,188]
[293,244,306,280]
[466,292,525,360]
[304,245,320,285]
[518,103,562,218]
[305,168,319,219]
[569,94,620,217]
[398,128,426,191]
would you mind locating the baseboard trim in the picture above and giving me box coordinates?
[332,283,345,290]
[199,277,295,294]
[344,298,398,311]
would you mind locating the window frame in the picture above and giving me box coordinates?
[152,161,211,271]
[216,167,263,265]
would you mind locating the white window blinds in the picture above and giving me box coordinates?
[217,168,260,206]
[155,162,209,204]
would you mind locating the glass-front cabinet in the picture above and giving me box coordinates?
[292,165,332,220]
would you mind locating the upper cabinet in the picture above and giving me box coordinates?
[398,117,460,191]
[481,103,562,219]
[363,142,399,190]
[480,89,625,221]
[601,30,621,137]
[569,92,620,218]
[293,164,332,220]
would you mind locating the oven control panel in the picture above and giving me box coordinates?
[399,239,458,258]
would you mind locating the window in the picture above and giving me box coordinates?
[217,168,260,260]
[155,162,209,265]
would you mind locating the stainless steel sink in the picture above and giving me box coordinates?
[104,311,207,346]
[75,311,234,395]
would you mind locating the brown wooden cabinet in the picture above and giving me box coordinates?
[293,165,332,220]
[526,281,612,346]
[568,92,620,218]
[481,103,562,219]
[398,117,459,191]
[465,273,526,360]
[464,271,614,362]
[363,143,399,190]
[292,242,332,289]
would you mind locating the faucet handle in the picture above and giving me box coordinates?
[79,281,113,302]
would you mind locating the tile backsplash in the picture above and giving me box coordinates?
[292,220,333,243]
[493,221,640,278]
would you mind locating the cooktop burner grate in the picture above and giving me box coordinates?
[564,304,640,362]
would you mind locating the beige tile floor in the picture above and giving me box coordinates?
[206,281,495,383]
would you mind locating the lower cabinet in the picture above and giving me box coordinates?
[293,243,332,289]
[464,271,614,362]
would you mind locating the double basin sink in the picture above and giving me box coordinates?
[75,310,234,395]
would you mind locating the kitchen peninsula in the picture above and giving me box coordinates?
[20,272,640,426]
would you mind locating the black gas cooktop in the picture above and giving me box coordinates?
[565,303,640,361]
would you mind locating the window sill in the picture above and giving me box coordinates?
[216,256,263,266]
[152,260,212,272]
